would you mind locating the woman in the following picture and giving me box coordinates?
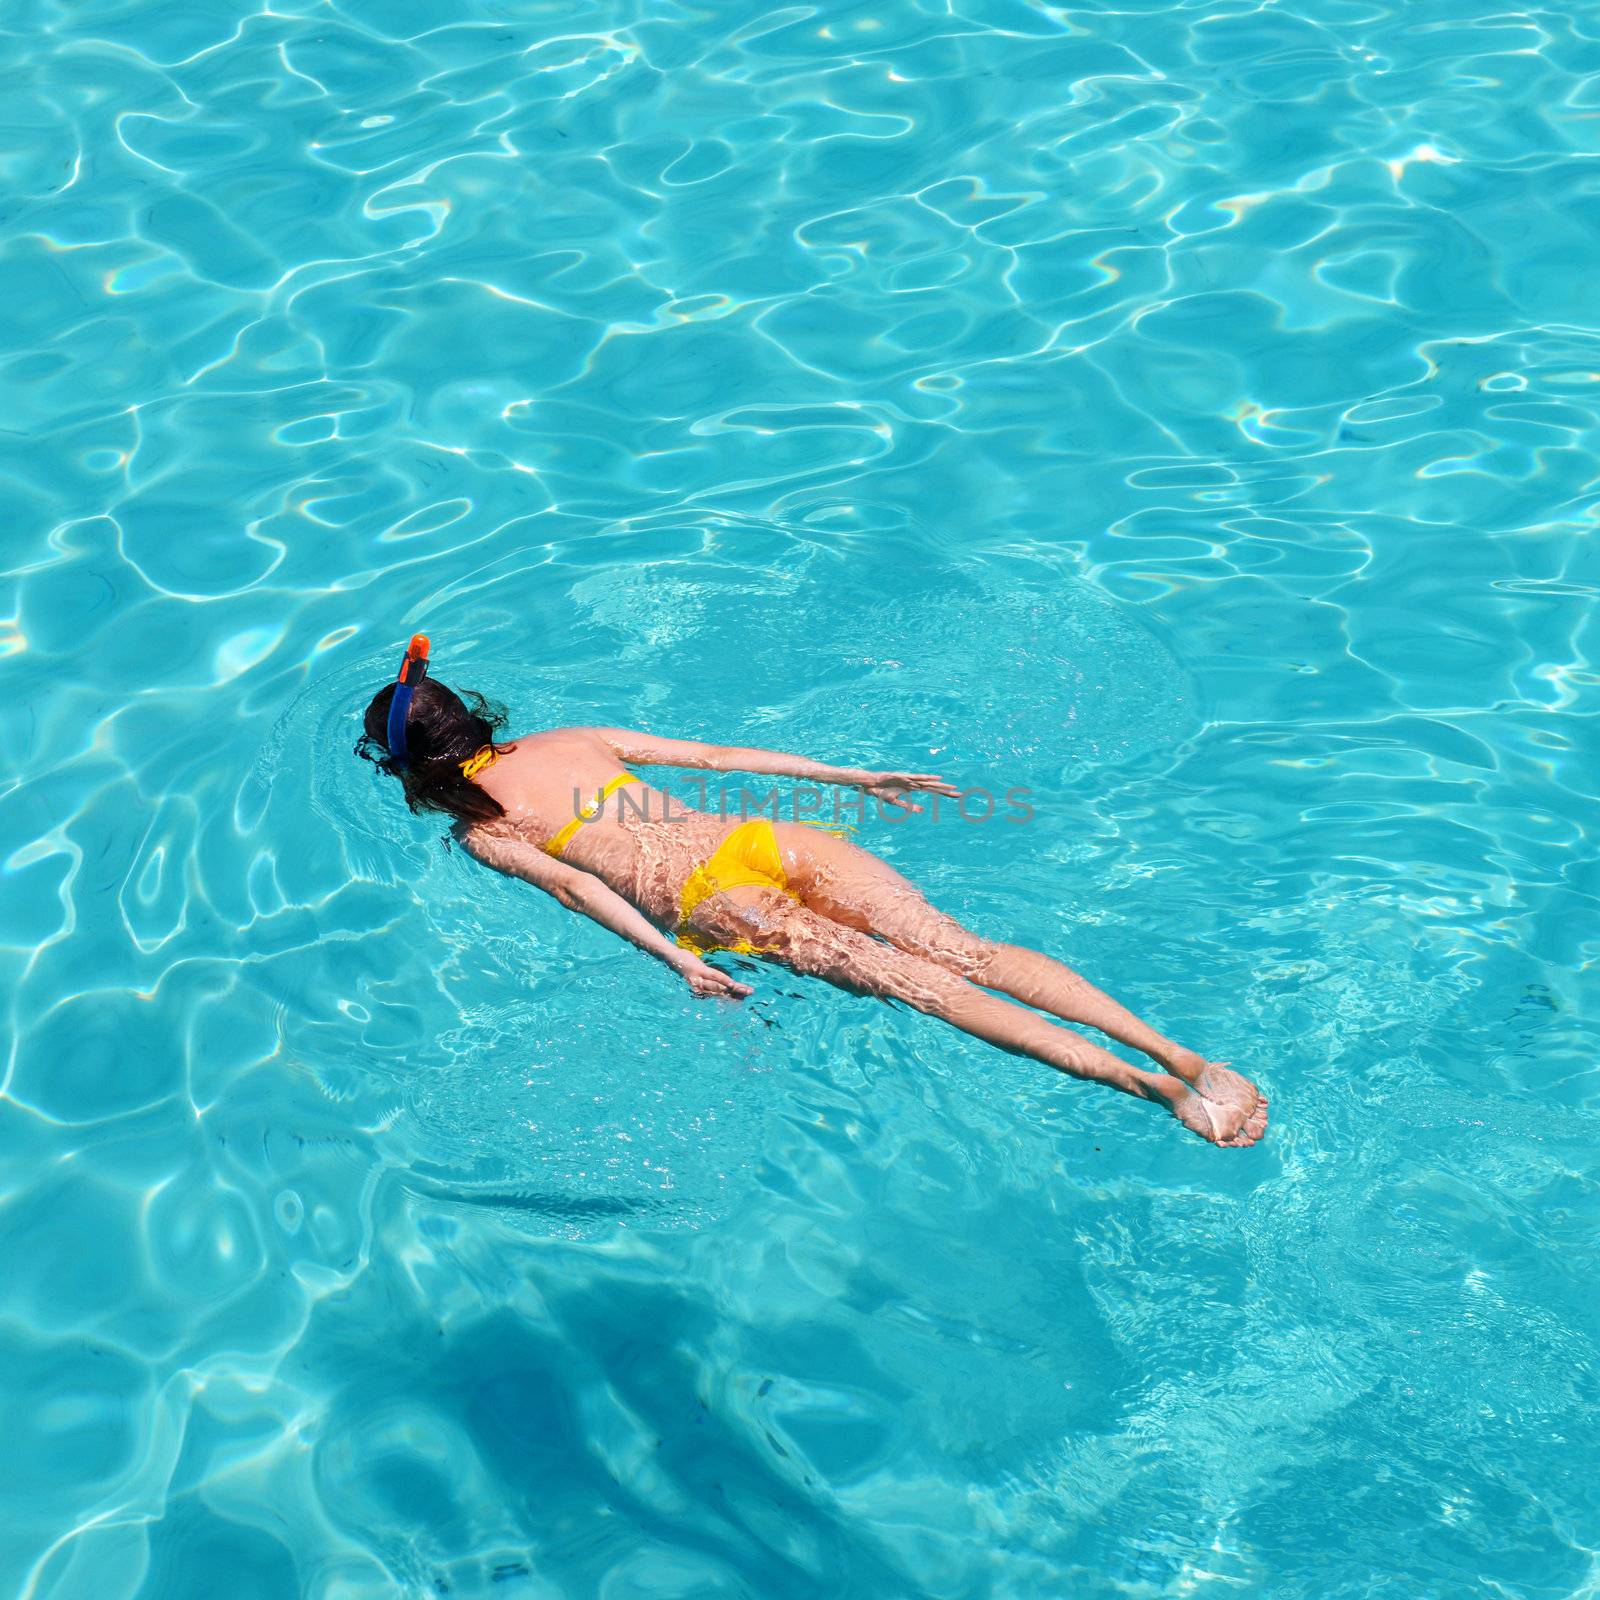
[360,639,1268,1147]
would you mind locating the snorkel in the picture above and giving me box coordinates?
[386,633,431,766]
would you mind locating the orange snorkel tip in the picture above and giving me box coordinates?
[388,631,432,765]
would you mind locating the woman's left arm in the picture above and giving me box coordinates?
[461,827,751,998]
[591,727,960,811]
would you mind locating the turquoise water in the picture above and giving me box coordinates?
[4,0,1599,1592]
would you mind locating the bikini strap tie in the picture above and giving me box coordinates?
[461,745,497,780]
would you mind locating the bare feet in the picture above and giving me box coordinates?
[1159,1060,1269,1147]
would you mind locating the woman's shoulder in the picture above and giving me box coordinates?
[502,725,615,752]
[524,723,616,740]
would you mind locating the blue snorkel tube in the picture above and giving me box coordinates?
[386,633,431,766]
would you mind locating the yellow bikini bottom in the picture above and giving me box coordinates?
[547,788,846,957]
[676,819,798,955]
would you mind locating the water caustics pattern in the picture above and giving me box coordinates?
[3,0,1599,1594]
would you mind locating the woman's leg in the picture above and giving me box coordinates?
[686,887,1267,1147]
[776,824,1266,1126]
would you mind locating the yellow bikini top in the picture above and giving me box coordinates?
[544,772,640,859]
[460,745,499,780]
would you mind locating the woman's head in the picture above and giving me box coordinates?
[357,677,509,823]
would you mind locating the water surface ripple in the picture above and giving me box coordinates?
[3,0,1598,1595]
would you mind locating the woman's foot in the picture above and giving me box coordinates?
[1158,1063,1269,1147]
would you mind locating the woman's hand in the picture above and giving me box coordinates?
[673,951,753,999]
[858,771,962,813]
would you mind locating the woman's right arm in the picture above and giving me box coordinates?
[460,829,751,999]
[590,727,959,811]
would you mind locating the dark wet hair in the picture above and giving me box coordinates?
[357,678,510,823]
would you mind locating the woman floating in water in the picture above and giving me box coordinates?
[361,638,1268,1147]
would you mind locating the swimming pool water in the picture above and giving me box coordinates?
[4,0,1599,1595]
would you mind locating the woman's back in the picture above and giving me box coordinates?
[469,727,730,924]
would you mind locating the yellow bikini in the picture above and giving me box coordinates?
[675,819,799,955]
[543,772,641,859]
[460,744,499,780]
[538,774,824,957]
